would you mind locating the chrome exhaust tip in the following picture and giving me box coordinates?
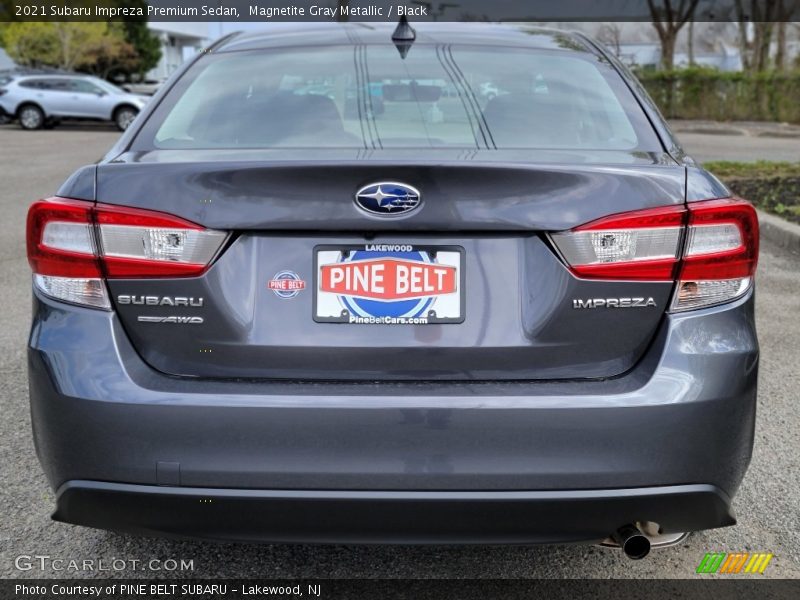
[599,521,688,556]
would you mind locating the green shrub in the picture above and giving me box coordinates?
[703,161,800,224]
[635,67,800,124]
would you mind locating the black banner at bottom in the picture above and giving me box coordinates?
[4,579,800,600]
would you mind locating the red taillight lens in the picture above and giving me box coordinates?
[551,198,759,311]
[26,197,227,308]
[679,199,759,280]
[26,198,101,278]
[27,198,107,308]
[672,198,758,311]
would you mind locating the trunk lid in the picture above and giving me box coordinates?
[98,149,684,381]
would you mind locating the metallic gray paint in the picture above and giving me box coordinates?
[30,289,756,495]
[94,157,685,231]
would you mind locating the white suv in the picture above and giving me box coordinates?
[0,74,148,131]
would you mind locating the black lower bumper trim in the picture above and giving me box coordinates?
[54,481,735,544]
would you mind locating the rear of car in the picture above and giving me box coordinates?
[27,24,758,551]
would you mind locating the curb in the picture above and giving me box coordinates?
[668,120,800,139]
[758,209,800,254]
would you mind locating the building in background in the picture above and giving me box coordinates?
[0,48,15,71]
[617,42,743,71]
[146,22,210,80]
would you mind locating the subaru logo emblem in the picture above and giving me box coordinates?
[355,182,421,216]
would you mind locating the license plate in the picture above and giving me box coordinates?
[314,244,465,324]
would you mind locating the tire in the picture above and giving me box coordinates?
[18,104,44,130]
[114,106,138,131]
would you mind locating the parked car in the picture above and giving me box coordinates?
[0,73,14,123]
[26,23,759,557]
[0,74,148,131]
[122,78,166,96]
[479,81,505,100]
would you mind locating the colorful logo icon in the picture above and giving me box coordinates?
[696,552,774,574]
[321,248,452,320]
[268,271,306,299]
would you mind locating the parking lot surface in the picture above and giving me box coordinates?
[0,124,798,579]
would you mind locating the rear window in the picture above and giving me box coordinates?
[143,45,660,151]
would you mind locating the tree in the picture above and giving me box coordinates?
[774,1,798,71]
[597,23,623,57]
[735,0,783,71]
[116,0,161,79]
[2,22,60,68]
[647,0,700,69]
[2,22,130,73]
[75,23,139,79]
[1,3,162,80]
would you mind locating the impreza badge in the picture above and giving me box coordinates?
[572,297,657,309]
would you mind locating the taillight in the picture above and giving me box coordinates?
[95,203,227,278]
[671,198,758,311]
[27,197,227,309]
[551,198,759,311]
[550,205,686,281]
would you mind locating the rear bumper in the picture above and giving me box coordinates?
[55,481,734,544]
[29,289,758,542]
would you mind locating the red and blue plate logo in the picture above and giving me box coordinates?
[315,245,463,324]
[269,271,306,299]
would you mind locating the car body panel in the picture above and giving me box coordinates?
[106,234,674,380]
[53,482,734,544]
[95,151,683,231]
[30,289,756,495]
[93,155,685,381]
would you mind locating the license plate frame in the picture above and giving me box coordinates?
[313,244,465,325]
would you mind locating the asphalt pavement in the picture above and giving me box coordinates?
[679,132,800,163]
[0,123,798,580]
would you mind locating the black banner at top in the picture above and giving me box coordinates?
[1,0,799,23]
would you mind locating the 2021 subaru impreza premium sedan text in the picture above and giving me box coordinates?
[26,23,759,557]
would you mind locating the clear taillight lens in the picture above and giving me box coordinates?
[26,198,227,308]
[550,205,686,280]
[33,275,111,309]
[551,198,759,311]
[96,204,227,278]
[672,278,752,311]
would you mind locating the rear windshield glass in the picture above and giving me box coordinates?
[147,45,658,151]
